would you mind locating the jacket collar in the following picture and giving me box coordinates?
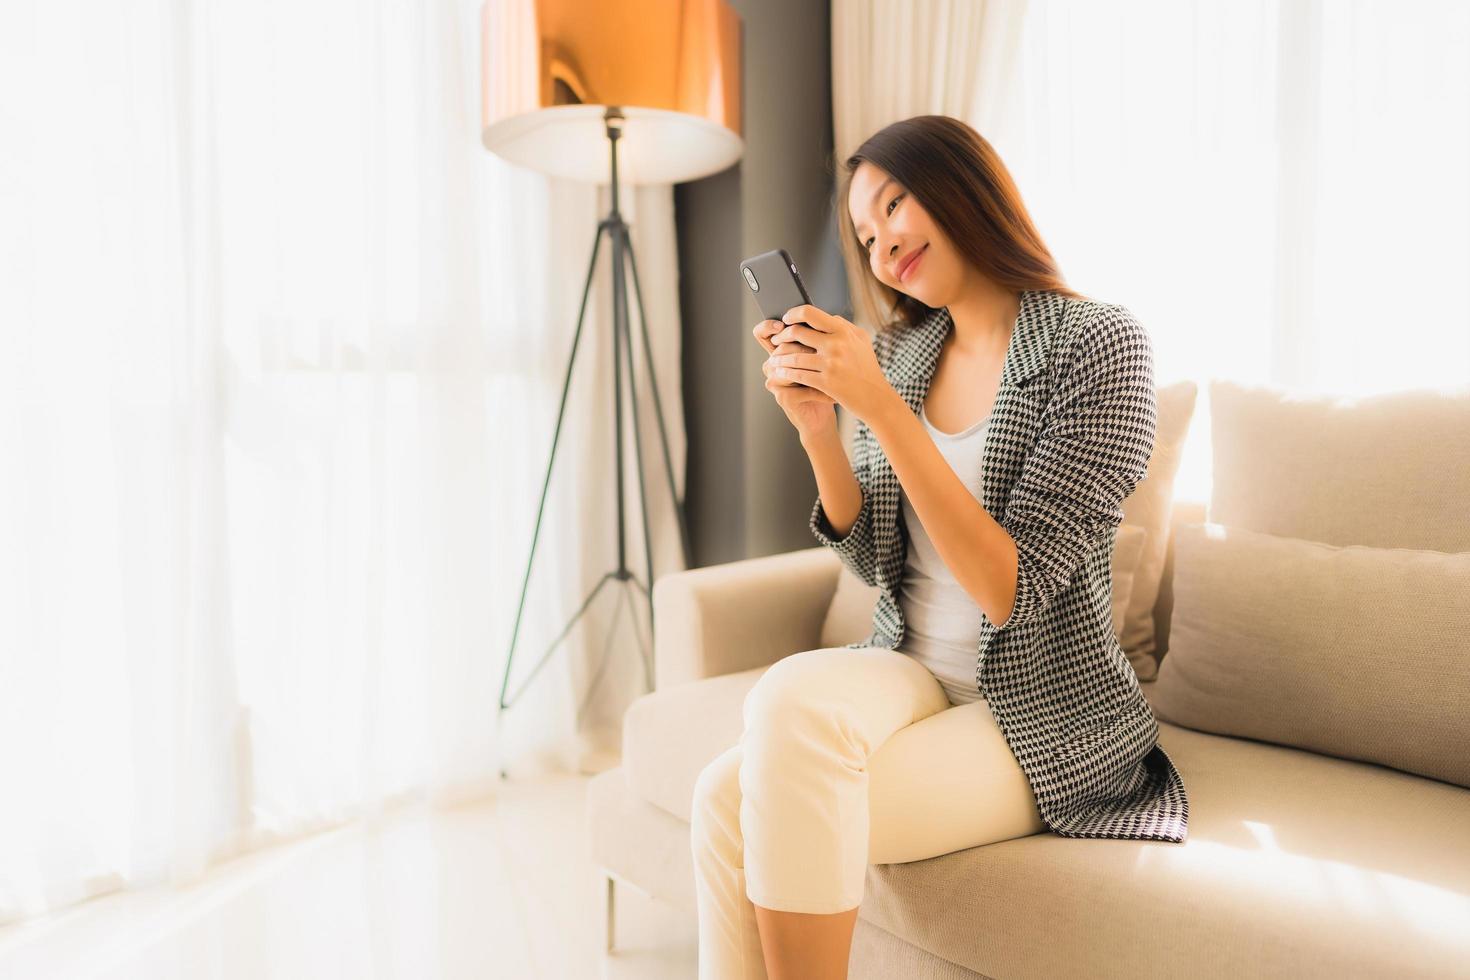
[888,288,1066,418]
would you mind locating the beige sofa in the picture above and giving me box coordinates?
[586,380,1470,978]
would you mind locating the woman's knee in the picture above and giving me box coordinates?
[741,648,849,729]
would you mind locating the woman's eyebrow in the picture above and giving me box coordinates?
[853,177,896,236]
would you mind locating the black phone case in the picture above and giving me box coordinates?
[739,248,812,326]
[740,249,816,388]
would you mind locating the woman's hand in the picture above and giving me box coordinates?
[753,318,837,441]
[765,305,897,426]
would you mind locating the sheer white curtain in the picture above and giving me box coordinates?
[0,0,683,925]
[830,0,1031,456]
[833,0,1470,500]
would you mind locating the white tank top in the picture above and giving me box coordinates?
[896,402,992,706]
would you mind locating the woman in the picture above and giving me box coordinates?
[690,115,1190,980]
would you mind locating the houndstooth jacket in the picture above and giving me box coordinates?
[809,288,1189,843]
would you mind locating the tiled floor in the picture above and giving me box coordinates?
[0,773,697,979]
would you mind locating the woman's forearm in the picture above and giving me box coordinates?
[801,425,863,537]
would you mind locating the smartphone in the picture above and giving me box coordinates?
[739,248,812,329]
[739,249,817,390]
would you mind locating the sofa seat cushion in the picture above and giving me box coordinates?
[859,699,1470,979]
[622,666,764,823]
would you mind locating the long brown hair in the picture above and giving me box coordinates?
[834,115,1089,332]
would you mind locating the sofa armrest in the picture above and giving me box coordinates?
[652,546,842,688]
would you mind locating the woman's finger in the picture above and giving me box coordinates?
[770,350,819,373]
[781,304,834,332]
[767,354,824,385]
[765,361,804,386]
[775,366,825,390]
[764,345,811,376]
[752,318,781,353]
[771,322,823,349]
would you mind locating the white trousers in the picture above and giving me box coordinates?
[688,645,1050,980]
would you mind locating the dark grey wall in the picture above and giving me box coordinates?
[675,0,849,570]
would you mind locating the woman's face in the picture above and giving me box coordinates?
[847,161,964,306]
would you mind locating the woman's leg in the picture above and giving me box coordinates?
[691,742,769,980]
[750,903,857,980]
[736,646,956,913]
[689,645,953,979]
[691,741,863,980]
[864,696,1048,866]
[748,697,1049,979]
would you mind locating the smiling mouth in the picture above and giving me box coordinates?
[898,244,928,282]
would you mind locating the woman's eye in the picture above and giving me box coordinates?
[862,195,903,252]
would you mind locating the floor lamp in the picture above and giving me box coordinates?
[481,0,743,775]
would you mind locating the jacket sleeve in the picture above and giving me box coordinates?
[808,416,882,588]
[994,306,1157,631]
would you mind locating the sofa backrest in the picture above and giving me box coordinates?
[1147,380,1470,789]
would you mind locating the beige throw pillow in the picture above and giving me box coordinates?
[1150,521,1470,789]
[1116,381,1200,670]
